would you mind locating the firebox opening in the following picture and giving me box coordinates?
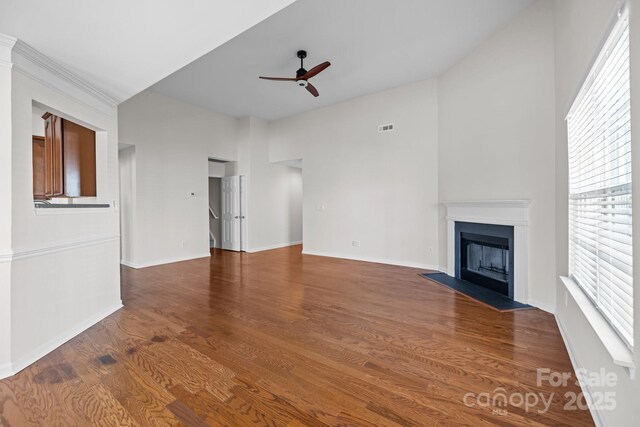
[455,222,515,299]
[460,232,510,296]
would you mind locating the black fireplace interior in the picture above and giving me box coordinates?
[455,222,514,298]
[460,232,509,295]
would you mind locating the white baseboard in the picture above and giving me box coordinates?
[0,362,12,380]
[528,298,555,314]
[555,315,606,427]
[301,249,440,271]
[247,241,302,253]
[121,253,211,269]
[0,301,123,380]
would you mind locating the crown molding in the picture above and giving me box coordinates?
[0,33,17,50]
[0,34,17,69]
[0,33,119,113]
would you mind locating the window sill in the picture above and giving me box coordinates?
[560,276,635,379]
[34,203,112,215]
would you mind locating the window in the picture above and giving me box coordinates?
[567,11,633,348]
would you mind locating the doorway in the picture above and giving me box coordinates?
[220,175,246,251]
[208,177,221,249]
[208,158,246,252]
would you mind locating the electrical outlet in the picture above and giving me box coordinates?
[428,247,433,253]
[352,240,361,247]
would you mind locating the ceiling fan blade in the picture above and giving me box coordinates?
[259,76,297,81]
[306,82,319,97]
[300,61,331,80]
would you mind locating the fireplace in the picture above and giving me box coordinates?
[444,200,530,304]
[455,222,514,299]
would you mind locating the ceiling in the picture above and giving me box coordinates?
[151,0,534,121]
[0,0,296,103]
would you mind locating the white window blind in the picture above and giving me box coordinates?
[567,12,633,348]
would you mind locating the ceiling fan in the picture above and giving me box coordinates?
[259,50,331,97]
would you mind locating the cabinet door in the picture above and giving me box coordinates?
[32,136,46,199]
[42,113,64,197]
[43,114,54,197]
[51,115,64,196]
[62,119,96,197]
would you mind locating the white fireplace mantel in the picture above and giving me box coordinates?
[443,200,531,304]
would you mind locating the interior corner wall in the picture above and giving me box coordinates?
[268,79,440,269]
[8,69,121,375]
[119,146,136,264]
[553,0,639,425]
[117,90,238,267]
[437,0,557,310]
[243,117,302,252]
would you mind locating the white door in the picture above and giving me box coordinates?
[221,176,241,251]
[240,175,247,251]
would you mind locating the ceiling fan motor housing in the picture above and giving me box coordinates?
[296,50,307,78]
[258,50,329,97]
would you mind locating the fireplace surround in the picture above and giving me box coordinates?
[443,200,531,304]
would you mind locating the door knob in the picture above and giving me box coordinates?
[234,216,239,219]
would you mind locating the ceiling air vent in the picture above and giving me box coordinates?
[378,123,395,133]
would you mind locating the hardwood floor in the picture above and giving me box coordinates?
[0,246,593,426]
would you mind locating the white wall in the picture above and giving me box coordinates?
[31,105,45,136]
[438,0,556,310]
[553,0,640,425]
[118,92,304,262]
[119,146,136,264]
[118,90,238,267]
[269,79,440,269]
[208,161,226,177]
[2,56,122,376]
[0,39,13,374]
[245,117,302,252]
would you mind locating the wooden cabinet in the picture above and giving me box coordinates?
[33,113,96,199]
[42,113,64,197]
[32,136,46,199]
[61,119,97,197]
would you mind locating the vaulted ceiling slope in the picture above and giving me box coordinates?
[151,0,534,121]
[0,0,296,103]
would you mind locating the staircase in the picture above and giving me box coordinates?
[209,205,219,248]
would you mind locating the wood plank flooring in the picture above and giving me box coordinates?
[0,246,593,426]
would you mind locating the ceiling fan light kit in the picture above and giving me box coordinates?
[259,50,330,97]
